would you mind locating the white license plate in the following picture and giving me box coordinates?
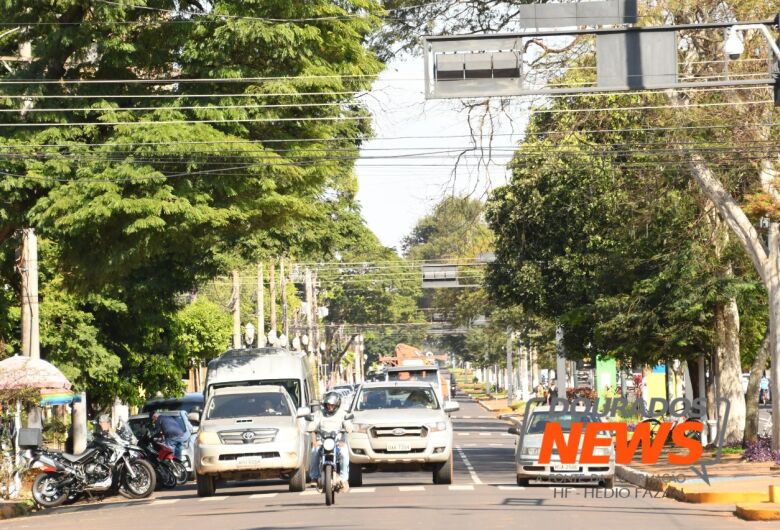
[554,464,579,471]
[236,456,264,466]
[386,442,412,452]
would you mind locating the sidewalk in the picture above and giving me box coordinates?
[0,499,35,520]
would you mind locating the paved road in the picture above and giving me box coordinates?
[5,399,755,530]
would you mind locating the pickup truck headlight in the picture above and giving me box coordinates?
[426,422,447,432]
[521,446,540,456]
[352,423,370,434]
[197,431,220,445]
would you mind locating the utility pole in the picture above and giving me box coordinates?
[269,260,277,334]
[231,269,241,349]
[256,262,265,347]
[305,268,315,358]
[505,328,514,404]
[280,258,289,338]
[18,228,40,359]
[555,325,567,398]
[519,334,530,401]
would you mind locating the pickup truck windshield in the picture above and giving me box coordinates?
[526,412,598,434]
[206,392,291,419]
[356,387,439,411]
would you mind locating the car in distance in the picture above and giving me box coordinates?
[347,381,459,486]
[194,385,311,497]
[142,392,205,415]
[510,406,615,488]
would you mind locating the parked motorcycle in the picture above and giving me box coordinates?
[25,424,156,508]
[138,435,186,489]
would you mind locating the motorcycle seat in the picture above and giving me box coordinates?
[58,448,96,462]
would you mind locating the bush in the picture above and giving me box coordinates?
[742,436,780,463]
[566,387,598,401]
[43,417,68,448]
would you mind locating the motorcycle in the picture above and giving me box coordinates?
[316,429,347,506]
[138,435,186,489]
[25,423,156,508]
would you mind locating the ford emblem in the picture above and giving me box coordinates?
[392,428,406,436]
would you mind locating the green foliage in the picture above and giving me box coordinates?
[173,298,232,364]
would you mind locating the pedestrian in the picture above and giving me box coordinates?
[535,382,545,399]
[759,375,770,405]
[549,381,558,405]
[151,411,190,461]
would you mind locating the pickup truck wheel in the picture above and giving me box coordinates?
[348,464,363,487]
[289,465,306,492]
[517,476,530,487]
[196,473,216,497]
[602,476,614,489]
[432,454,453,485]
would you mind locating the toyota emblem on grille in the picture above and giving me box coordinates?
[392,428,407,436]
[241,431,255,441]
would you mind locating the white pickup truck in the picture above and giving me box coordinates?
[346,381,459,486]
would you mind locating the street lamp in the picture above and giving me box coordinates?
[723,28,744,60]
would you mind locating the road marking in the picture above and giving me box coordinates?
[464,443,478,447]
[250,493,278,499]
[461,416,472,419]
[449,485,474,491]
[456,432,470,436]
[498,485,525,491]
[489,443,507,447]
[199,496,228,501]
[479,432,491,436]
[350,488,376,493]
[399,486,425,492]
[300,490,319,496]
[455,445,483,485]
[502,433,515,437]
[151,499,179,505]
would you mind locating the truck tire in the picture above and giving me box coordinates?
[348,464,363,487]
[196,473,216,497]
[324,465,334,506]
[517,476,529,487]
[603,476,614,489]
[289,465,306,492]
[432,454,453,485]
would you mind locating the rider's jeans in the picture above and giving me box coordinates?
[167,434,190,461]
[309,442,350,482]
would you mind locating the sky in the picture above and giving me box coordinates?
[354,56,527,252]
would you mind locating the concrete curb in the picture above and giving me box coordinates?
[663,483,769,504]
[0,499,35,520]
[615,464,650,489]
[735,503,780,521]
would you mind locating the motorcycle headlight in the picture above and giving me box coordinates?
[352,423,370,434]
[197,431,220,445]
[521,446,540,456]
[426,422,448,432]
[322,438,336,452]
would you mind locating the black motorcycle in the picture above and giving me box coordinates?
[316,428,347,506]
[25,425,156,508]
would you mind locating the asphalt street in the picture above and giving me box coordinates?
[4,398,757,530]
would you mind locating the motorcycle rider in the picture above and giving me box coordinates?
[308,391,352,492]
[150,411,190,461]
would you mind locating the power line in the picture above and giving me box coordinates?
[0,115,371,127]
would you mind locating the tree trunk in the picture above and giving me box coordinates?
[714,297,747,444]
[767,224,780,448]
[744,333,770,442]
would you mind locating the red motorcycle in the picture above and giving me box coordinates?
[140,436,186,489]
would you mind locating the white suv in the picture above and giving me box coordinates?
[347,381,459,486]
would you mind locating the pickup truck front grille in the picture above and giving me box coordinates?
[218,428,278,445]
[370,426,428,438]
[218,452,280,460]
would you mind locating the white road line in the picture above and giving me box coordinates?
[399,486,426,492]
[300,490,319,496]
[456,432,470,436]
[461,415,472,419]
[449,485,474,491]
[250,493,278,499]
[489,443,508,447]
[455,445,483,485]
[151,499,179,505]
[479,432,491,436]
[199,496,228,502]
[502,433,515,437]
[350,488,376,493]
[464,443,478,447]
[498,485,525,491]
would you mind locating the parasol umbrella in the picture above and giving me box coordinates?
[0,355,72,499]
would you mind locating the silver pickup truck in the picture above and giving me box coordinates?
[346,381,459,486]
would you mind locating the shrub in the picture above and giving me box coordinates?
[566,387,598,401]
[742,436,780,463]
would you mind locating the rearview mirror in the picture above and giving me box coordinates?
[187,411,201,425]
[297,406,312,418]
[443,401,460,413]
[507,426,520,435]
[344,413,354,421]
[309,400,321,411]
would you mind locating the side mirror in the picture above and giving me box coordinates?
[187,412,201,425]
[344,413,354,421]
[507,426,520,435]
[443,401,460,413]
[297,406,312,418]
[309,400,321,411]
